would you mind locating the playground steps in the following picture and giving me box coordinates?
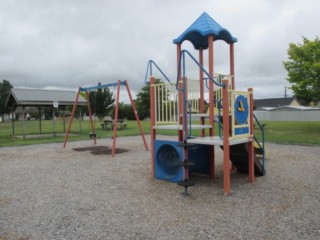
[229,143,265,176]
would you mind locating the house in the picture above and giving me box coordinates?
[254,97,300,110]
[253,97,320,121]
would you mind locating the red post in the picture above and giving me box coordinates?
[124,80,149,151]
[208,35,214,135]
[199,48,205,137]
[248,87,255,183]
[222,79,231,195]
[112,80,121,157]
[177,79,184,142]
[63,87,81,148]
[230,43,235,90]
[182,77,189,180]
[176,44,182,77]
[177,44,183,142]
[150,77,156,177]
[86,91,97,145]
[208,35,215,179]
[183,77,188,138]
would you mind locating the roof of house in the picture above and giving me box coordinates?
[254,97,295,109]
[269,106,320,111]
[6,88,87,107]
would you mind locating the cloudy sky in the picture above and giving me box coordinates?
[1,0,319,100]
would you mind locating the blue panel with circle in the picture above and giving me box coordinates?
[154,140,183,182]
[234,95,249,125]
[235,127,249,135]
[154,140,211,183]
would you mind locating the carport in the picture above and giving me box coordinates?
[6,88,87,138]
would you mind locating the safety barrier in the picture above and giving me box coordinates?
[153,79,201,125]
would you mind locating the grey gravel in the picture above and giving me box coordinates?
[0,135,319,240]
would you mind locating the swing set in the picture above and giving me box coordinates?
[63,80,149,156]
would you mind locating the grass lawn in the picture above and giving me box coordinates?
[255,121,320,145]
[0,119,319,147]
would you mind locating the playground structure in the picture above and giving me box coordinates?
[146,12,266,195]
[63,80,149,156]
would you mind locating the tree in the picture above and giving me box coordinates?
[283,36,320,104]
[111,102,135,120]
[89,83,115,120]
[135,79,162,119]
[0,80,13,121]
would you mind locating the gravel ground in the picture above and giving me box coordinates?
[0,135,319,240]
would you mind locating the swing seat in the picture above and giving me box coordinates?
[89,132,96,138]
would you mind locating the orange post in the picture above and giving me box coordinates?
[178,77,184,142]
[177,44,184,142]
[182,77,189,181]
[183,77,188,138]
[230,43,236,171]
[124,80,149,151]
[112,80,121,157]
[208,35,215,179]
[208,35,215,135]
[222,79,231,195]
[150,77,156,177]
[230,43,235,90]
[176,44,182,77]
[86,91,97,145]
[248,87,255,183]
[199,48,205,137]
[63,87,81,148]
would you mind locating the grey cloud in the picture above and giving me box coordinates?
[0,0,318,98]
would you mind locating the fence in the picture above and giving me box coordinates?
[0,118,84,138]
[254,110,320,121]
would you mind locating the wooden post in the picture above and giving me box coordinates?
[38,106,42,134]
[52,107,55,137]
[222,79,231,195]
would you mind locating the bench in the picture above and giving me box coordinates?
[102,120,127,130]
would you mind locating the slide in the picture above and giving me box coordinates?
[229,143,265,176]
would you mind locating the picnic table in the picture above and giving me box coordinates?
[101,119,127,130]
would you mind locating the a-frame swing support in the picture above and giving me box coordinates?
[63,80,149,157]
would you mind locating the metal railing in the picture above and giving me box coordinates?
[253,113,266,175]
[144,60,171,83]
[176,50,225,89]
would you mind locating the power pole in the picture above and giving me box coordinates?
[284,86,287,99]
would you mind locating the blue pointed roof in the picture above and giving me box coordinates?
[173,12,237,49]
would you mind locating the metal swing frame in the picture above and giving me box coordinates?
[63,80,149,157]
